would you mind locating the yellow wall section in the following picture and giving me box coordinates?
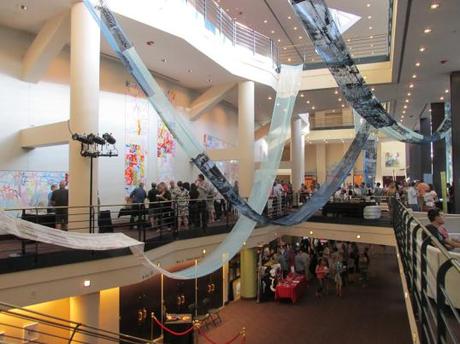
[240,248,257,299]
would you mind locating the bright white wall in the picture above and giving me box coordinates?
[379,140,407,178]
[0,25,238,206]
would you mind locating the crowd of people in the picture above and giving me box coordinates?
[260,239,371,300]
[128,174,236,232]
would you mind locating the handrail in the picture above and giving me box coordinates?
[391,199,460,344]
[0,301,152,343]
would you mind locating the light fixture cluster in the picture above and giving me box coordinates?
[72,132,118,158]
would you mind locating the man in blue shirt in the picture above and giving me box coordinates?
[129,183,147,228]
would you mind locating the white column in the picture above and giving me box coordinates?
[238,81,255,198]
[69,2,100,230]
[70,293,100,343]
[316,143,327,184]
[290,118,305,192]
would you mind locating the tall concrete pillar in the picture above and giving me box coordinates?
[240,247,257,299]
[420,118,432,180]
[70,293,100,343]
[316,143,326,184]
[290,118,305,192]
[407,131,422,181]
[431,103,446,195]
[450,72,460,213]
[238,81,255,198]
[69,2,100,230]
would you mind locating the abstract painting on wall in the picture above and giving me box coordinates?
[124,144,145,188]
[0,171,66,209]
[157,122,175,158]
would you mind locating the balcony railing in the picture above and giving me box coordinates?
[392,199,460,344]
[183,0,279,67]
[279,33,389,68]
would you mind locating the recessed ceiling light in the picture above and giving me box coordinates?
[293,27,298,30]
[366,3,371,7]
[429,109,432,112]
[338,98,342,101]
[405,99,409,103]
[271,30,275,34]
[312,106,316,110]
[288,16,292,20]
[402,111,406,114]
[412,74,417,78]
[300,93,304,97]
[371,87,375,91]
[424,28,432,34]
[341,104,345,108]
[19,4,28,10]
[402,115,405,118]
[334,90,339,95]
[287,58,292,62]
[367,16,372,19]
[430,3,440,9]
[347,38,351,42]
[277,39,281,42]
[409,84,414,88]
[419,47,426,52]
[369,35,374,39]
[268,96,272,100]
[298,36,303,39]
[415,62,421,67]
[263,19,268,23]
[369,26,373,30]
[283,47,287,50]
[226,8,229,12]
[407,92,411,96]
[445,89,449,93]
[404,105,407,109]
[306,100,310,104]
[440,96,444,100]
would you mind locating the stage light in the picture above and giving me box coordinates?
[87,134,106,145]
[72,133,92,144]
[103,133,116,145]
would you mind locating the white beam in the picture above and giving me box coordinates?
[189,82,236,121]
[20,121,69,148]
[22,11,70,83]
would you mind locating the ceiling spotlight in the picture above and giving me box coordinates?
[409,84,414,88]
[405,99,409,103]
[338,98,342,101]
[334,90,339,95]
[298,36,303,39]
[415,62,421,67]
[341,104,345,108]
[440,96,444,100]
[306,100,310,104]
[403,111,406,114]
[277,39,281,42]
[412,74,417,78]
[263,19,268,23]
[402,115,405,118]
[312,106,316,110]
[102,133,116,145]
[367,15,372,19]
[347,38,351,42]
[407,92,411,96]
[268,96,272,100]
[271,30,275,34]
[445,89,449,93]
[288,16,292,20]
[293,26,298,30]
[419,47,426,52]
[369,35,374,39]
[287,58,292,62]
[404,105,407,109]
[430,3,440,9]
[366,3,371,7]
[424,28,432,34]
[371,87,375,91]
[300,93,304,98]
[369,26,373,30]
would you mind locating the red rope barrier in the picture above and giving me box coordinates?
[198,328,245,344]
[151,315,194,336]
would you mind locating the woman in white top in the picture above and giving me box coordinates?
[407,182,419,211]
[423,184,438,210]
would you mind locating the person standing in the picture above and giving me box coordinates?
[147,183,159,228]
[50,181,68,230]
[47,184,57,213]
[315,258,329,297]
[196,174,210,231]
[129,182,147,228]
[407,182,419,211]
[416,179,430,211]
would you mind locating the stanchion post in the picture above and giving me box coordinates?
[150,312,154,341]
[161,273,164,339]
[241,326,246,343]
[194,259,198,318]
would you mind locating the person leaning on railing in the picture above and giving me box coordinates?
[426,208,460,251]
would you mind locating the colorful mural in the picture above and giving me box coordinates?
[124,144,145,187]
[0,171,67,209]
[157,122,176,158]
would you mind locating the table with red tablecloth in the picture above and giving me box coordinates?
[275,273,307,303]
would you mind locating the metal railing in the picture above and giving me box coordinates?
[0,196,292,271]
[0,301,152,343]
[392,199,460,344]
[279,33,389,68]
[183,0,279,67]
